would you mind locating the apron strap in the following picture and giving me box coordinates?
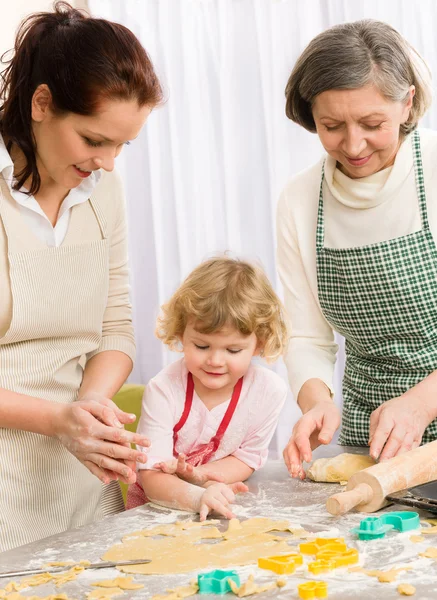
[212,375,243,443]
[173,372,244,460]
[411,129,429,231]
[89,196,109,240]
[173,371,195,436]
[316,163,326,250]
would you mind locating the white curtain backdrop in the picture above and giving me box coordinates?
[88,0,437,456]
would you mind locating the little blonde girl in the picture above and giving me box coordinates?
[127,257,289,520]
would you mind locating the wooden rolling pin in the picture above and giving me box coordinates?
[326,439,437,515]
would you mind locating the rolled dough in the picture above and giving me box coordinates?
[103,518,303,575]
[307,453,375,483]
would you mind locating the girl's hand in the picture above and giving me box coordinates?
[154,454,225,486]
[369,393,435,461]
[197,482,249,521]
[52,394,150,485]
[283,401,341,479]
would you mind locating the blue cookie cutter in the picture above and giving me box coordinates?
[351,511,420,540]
[198,569,241,594]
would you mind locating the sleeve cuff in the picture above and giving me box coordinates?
[87,335,136,363]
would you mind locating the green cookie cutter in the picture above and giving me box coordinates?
[351,511,420,540]
[198,569,240,594]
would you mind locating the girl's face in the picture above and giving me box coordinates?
[312,84,414,179]
[182,321,260,397]
[29,85,151,193]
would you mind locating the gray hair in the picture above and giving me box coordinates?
[285,19,432,136]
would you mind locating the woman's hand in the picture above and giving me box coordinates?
[154,454,225,486]
[369,393,436,461]
[283,400,341,479]
[52,393,150,485]
[196,482,249,521]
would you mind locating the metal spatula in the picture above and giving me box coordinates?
[0,559,151,579]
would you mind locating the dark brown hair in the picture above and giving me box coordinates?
[0,1,163,195]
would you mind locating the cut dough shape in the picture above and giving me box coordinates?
[420,525,437,535]
[103,518,300,575]
[151,581,199,600]
[0,566,85,595]
[307,453,375,482]
[349,567,411,583]
[0,592,70,600]
[86,588,124,600]
[409,535,425,543]
[397,583,416,596]
[228,575,286,597]
[91,578,143,590]
[419,547,437,559]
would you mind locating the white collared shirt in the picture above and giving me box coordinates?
[0,134,101,246]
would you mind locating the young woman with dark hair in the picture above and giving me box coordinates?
[0,1,162,551]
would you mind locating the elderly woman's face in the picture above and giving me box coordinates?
[312,84,414,179]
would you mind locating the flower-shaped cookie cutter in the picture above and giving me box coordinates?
[351,511,420,541]
[258,552,303,574]
[298,581,328,599]
[197,569,240,594]
[307,558,336,575]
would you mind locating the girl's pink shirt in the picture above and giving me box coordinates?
[136,357,288,470]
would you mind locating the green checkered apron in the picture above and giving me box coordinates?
[316,130,437,446]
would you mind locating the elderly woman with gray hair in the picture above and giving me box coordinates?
[277,19,437,478]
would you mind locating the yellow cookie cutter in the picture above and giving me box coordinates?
[299,538,346,555]
[258,552,303,574]
[316,547,359,567]
[298,581,328,599]
[307,558,336,575]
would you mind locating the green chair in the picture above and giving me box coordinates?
[113,383,145,502]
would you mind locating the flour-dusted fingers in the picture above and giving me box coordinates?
[79,391,138,427]
[369,413,394,460]
[283,438,303,478]
[198,483,239,521]
[218,487,236,505]
[176,454,189,473]
[378,426,406,461]
[229,481,249,494]
[205,497,235,520]
[199,503,210,522]
[98,440,147,464]
[86,453,136,483]
[83,460,114,485]
[317,409,341,445]
[154,460,177,474]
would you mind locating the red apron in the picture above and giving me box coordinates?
[126,372,243,509]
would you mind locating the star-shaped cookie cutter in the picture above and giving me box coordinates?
[197,569,240,594]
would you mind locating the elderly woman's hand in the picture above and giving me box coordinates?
[52,393,150,484]
[283,400,341,479]
[369,392,436,461]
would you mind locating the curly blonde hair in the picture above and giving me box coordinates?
[156,257,289,362]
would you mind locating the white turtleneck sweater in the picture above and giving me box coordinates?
[277,128,437,400]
